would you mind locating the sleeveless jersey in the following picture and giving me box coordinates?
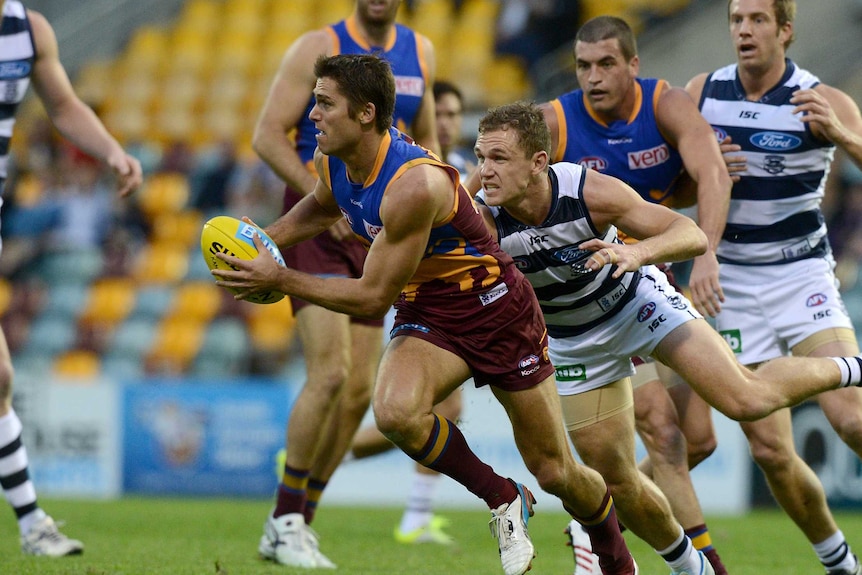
[480,162,640,338]
[323,127,512,303]
[698,59,835,266]
[0,0,34,189]
[294,16,428,167]
[547,78,684,205]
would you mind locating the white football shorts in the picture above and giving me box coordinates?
[551,265,702,396]
[716,257,854,365]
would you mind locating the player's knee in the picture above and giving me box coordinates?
[747,438,794,471]
[829,415,862,453]
[528,458,569,496]
[687,434,717,468]
[306,362,350,398]
[640,423,688,467]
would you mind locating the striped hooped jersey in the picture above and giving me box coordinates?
[698,60,835,266]
[0,0,33,186]
[480,162,640,338]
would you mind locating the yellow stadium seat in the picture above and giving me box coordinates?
[146,317,206,374]
[247,298,296,353]
[168,281,223,324]
[79,277,137,327]
[151,209,204,248]
[0,277,12,317]
[53,350,101,380]
[132,241,190,284]
[137,172,191,220]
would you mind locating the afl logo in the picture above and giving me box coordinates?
[806,293,828,307]
[637,302,656,322]
[750,131,802,151]
[712,127,727,142]
[578,157,608,171]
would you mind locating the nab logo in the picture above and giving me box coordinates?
[555,364,586,382]
[578,157,608,171]
[739,110,760,120]
[806,293,828,307]
[637,302,656,322]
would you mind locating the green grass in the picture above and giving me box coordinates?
[0,498,861,574]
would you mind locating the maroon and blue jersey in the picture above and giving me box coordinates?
[547,78,684,205]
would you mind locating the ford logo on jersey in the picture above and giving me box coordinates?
[750,131,802,151]
[0,61,30,79]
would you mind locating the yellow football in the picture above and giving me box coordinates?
[200,215,286,305]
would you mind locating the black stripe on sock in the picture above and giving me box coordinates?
[0,467,29,490]
[0,435,22,459]
[13,501,37,519]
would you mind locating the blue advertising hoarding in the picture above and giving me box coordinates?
[122,380,295,497]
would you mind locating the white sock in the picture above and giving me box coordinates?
[831,357,862,387]
[657,527,701,574]
[814,530,857,573]
[398,470,440,533]
[0,409,41,535]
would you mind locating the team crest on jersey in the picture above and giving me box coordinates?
[806,293,828,307]
[578,157,608,171]
[750,131,802,151]
[763,155,786,175]
[363,220,382,240]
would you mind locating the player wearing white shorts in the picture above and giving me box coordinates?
[474,102,862,575]
[686,2,862,573]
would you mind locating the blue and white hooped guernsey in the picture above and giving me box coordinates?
[698,59,835,266]
[480,162,640,339]
[0,0,34,190]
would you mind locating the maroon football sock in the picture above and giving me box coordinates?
[571,491,634,575]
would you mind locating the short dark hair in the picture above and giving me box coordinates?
[478,102,550,159]
[433,80,463,106]
[727,0,795,49]
[313,54,395,133]
[575,16,638,62]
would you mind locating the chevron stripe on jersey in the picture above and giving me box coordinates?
[481,163,640,338]
[0,0,33,185]
[698,59,835,265]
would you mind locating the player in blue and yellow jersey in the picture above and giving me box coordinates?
[250,0,440,567]
[686,2,862,574]
[216,53,638,575]
[0,0,140,558]
[538,16,731,575]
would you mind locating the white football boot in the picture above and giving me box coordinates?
[21,515,84,556]
[489,482,536,575]
[259,513,318,568]
[565,518,600,574]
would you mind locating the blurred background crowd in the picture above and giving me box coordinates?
[3,0,862,383]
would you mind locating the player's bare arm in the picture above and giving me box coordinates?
[794,84,862,167]
[252,29,331,194]
[28,10,141,196]
[582,170,707,277]
[215,164,448,319]
[657,85,731,317]
[408,35,441,156]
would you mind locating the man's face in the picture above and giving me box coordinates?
[474,127,534,208]
[355,0,402,26]
[574,38,638,117]
[310,77,361,157]
[729,0,791,70]
[435,92,463,155]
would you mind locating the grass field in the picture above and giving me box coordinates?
[0,498,861,574]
